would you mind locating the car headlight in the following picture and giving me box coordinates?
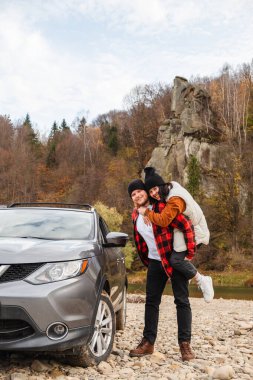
[25,260,88,284]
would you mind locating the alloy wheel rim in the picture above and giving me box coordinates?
[89,299,113,357]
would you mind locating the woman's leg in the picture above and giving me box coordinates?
[169,250,214,303]
[169,250,197,280]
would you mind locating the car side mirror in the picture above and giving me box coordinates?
[103,232,129,247]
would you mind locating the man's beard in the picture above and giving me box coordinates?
[136,198,149,207]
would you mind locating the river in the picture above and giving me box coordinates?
[128,283,253,300]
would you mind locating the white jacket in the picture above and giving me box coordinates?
[166,181,210,252]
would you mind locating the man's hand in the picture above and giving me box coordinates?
[138,206,147,215]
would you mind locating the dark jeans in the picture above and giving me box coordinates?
[143,258,192,345]
[169,250,197,280]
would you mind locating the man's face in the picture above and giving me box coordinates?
[131,189,149,207]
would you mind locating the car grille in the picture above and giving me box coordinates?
[0,263,44,283]
[0,320,34,341]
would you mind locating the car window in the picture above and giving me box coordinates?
[0,209,94,240]
[99,218,110,242]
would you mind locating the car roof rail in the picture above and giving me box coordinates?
[7,202,94,211]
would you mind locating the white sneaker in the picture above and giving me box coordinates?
[197,276,214,303]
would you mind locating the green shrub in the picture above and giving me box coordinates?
[94,201,135,270]
[122,241,135,270]
[94,201,123,231]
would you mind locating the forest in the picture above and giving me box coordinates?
[0,62,253,274]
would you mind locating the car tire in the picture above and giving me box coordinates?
[67,293,115,367]
[116,286,127,330]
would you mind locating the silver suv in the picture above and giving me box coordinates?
[0,203,128,367]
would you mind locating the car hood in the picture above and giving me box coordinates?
[0,238,99,264]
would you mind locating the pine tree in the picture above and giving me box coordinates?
[49,121,59,139]
[186,155,201,198]
[60,119,70,132]
[46,122,59,168]
[23,113,40,150]
[108,126,118,155]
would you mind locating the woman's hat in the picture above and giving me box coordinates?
[144,167,165,192]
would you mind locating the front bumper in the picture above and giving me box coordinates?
[0,262,100,351]
[0,305,93,351]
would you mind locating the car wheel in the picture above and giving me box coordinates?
[116,286,127,330]
[67,293,115,367]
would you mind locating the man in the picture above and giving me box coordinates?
[128,179,195,361]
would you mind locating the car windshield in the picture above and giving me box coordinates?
[0,209,95,240]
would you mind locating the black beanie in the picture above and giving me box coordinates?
[144,167,165,192]
[128,179,146,197]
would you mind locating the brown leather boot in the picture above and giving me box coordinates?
[129,337,154,357]
[179,341,195,361]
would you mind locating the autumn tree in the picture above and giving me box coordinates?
[123,83,172,173]
[8,116,42,202]
[0,116,14,203]
[206,148,242,253]
[205,63,252,148]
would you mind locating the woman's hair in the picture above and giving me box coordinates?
[149,182,173,203]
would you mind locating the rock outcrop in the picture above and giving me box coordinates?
[146,76,226,194]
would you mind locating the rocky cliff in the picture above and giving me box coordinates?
[146,76,227,195]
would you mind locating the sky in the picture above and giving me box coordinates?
[0,0,253,135]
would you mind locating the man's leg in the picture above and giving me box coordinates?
[171,263,195,361]
[129,259,168,357]
[143,259,168,344]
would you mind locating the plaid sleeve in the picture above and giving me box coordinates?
[171,214,196,259]
[132,210,149,267]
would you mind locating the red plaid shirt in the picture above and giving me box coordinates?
[132,202,196,277]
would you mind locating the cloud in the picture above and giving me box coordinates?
[0,4,140,132]
[4,0,253,34]
[60,0,253,34]
[0,0,252,133]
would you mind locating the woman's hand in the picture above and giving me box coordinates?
[133,201,138,209]
[143,216,151,226]
[184,257,190,261]
[137,206,151,225]
[138,206,147,215]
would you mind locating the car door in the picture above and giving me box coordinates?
[99,217,125,308]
